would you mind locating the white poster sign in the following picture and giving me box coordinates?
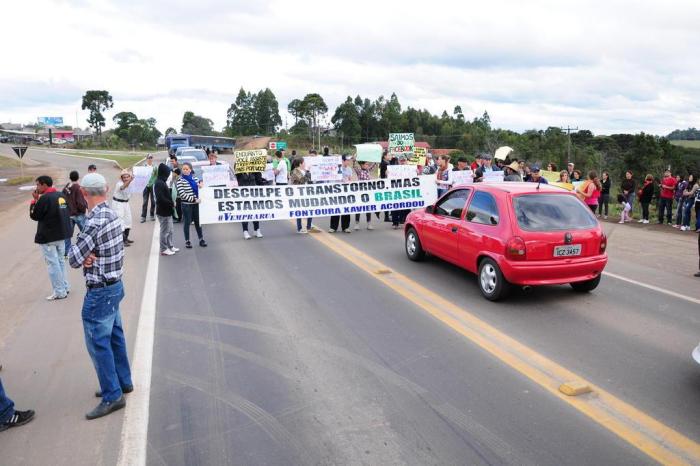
[128,166,153,193]
[309,155,342,182]
[450,170,474,185]
[262,163,275,182]
[387,165,418,179]
[201,164,231,187]
[483,171,505,183]
[199,175,438,224]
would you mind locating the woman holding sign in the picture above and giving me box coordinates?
[113,169,134,246]
[175,162,207,248]
[290,158,314,234]
[329,155,354,233]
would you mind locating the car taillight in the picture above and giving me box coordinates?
[599,233,607,254]
[506,236,527,260]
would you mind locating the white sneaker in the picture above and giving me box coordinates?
[343,228,352,233]
[618,221,624,224]
[298,228,308,234]
[46,293,67,301]
[637,219,644,223]
[161,249,175,256]
[255,230,263,238]
[328,228,336,233]
[367,224,374,230]
[170,247,180,252]
[643,219,649,224]
[354,223,360,231]
[603,215,608,219]
[243,231,251,240]
[680,226,688,231]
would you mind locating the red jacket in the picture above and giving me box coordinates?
[660,176,677,200]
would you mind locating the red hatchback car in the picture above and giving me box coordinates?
[404,182,608,300]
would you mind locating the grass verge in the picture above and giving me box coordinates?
[6,176,34,186]
[0,157,21,169]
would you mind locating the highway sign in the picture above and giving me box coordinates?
[268,141,287,150]
[37,117,64,126]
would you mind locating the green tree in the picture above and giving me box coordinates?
[112,112,138,141]
[81,90,113,137]
[331,96,362,145]
[254,88,282,135]
[300,93,328,131]
[181,111,214,135]
[165,127,177,136]
[226,88,257,136]
[287,99,304,125]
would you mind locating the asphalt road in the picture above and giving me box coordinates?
[1,147,699,465]
[146,216,700,465]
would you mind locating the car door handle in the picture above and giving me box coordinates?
[451,226,459,233]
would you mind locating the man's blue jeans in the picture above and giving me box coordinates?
[82,281,132,402]
[41,240,69,297]
[0,377,15,423]
[64,214,86,252]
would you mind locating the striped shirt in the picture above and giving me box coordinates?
[175,176,199,204]
[68,202,124,286]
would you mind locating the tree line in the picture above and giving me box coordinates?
[79,89,700,181]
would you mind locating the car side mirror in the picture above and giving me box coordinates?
[426,205,434,214]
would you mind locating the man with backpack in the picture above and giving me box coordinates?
[62,170,88,255]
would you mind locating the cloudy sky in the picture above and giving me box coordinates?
[1,0,699,135]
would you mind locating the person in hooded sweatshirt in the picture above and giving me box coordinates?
[154,163,179,256]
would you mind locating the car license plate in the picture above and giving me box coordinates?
[554,244,581,257]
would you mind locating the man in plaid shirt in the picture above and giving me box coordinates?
[68,173,133,420]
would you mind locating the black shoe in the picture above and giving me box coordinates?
[85,396,126,420]
[199,239,208,247]
[124,242,131,247]
[0,410,35,432]
[185,241,192,249]
[150,217,156,222]
[694,271,700,278]
[140,218,146,224]
[95,385,133,398]
[126,239,135,244]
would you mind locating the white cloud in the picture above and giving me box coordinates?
[1,0,699,135]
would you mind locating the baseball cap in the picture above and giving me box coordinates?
[146,154,153,159]
[82,173,107,189]
[482,153,493,161]
[531,165,541,172]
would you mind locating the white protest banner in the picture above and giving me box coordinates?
[199,175,438,224]
[234,149,267,173]
[483,171,505,183]
[387,164,418,179]
[388,133,415,158]
[450,170,474,185]
[201,164,230,187]
[309,155,342,182]
[354,143,383,163]
[128,166,153,193]
[262,163,275,182]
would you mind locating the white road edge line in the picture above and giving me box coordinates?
[603,271,700,306]
[117,222,160,466]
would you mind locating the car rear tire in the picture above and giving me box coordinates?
[405,228,425,262]
[478,258,510,301]
[570,275,601,292]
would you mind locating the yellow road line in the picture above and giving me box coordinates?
[308,229,700,465]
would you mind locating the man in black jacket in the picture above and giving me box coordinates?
[235,171,265,239]
[30,175,72,300]
[154,164,178,256]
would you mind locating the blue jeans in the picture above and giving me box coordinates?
[64,214,86,252]
[296,218,312,231]
[681,199,693,227]
[41,240,69,296]
[658,198,673,224]
[0,377,14,423]
[82,281,132,402]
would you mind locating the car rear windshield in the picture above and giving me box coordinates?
[181,150,207,161]
[512,194,597,231]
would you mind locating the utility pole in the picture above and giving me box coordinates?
[561,125,578,164]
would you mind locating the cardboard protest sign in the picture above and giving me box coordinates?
[201,164,231,187]
[408,146,427,166]
[128,166,153,193]
[234,149,267,173]
[309,155,342,182]
[494,146,513,161]
[354,144,382,163]
[483,171,505,183]
[551,182,574,191]
[199,175,438,224]
[388,133,415,158]
[387,165,418,179]
[541,170,560,183]
[450,170,474,185]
